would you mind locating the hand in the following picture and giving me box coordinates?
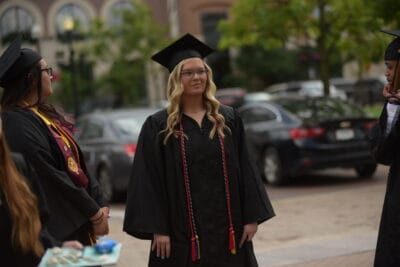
[383,84,400,103]
[91,207,109,236]
[151,234,171,259]
[239,223,258,248]
[383,83,393,98]
[62,240,84,249]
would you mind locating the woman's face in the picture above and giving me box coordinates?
[39,59,53,100]
[180,58,207,97]
[384,60,398,85]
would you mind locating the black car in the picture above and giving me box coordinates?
[75,108,159,202]
[238,96,377,185]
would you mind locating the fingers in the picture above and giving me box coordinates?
[239,232,247,248]
[240,223,258,247]
[152,234,171,259]
[62,240,84,249]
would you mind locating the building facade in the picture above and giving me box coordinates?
[0,0,235,105]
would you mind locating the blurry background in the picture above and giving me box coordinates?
[0,0,399,116]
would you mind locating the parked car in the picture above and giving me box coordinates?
[352,77,386,105]
[215,88,273,107]
[75,108,159,202]
[215,87,247,107]
[238,96,377,185]
[244,92,274,103]
[265,80,347,100]
[329,77,356,101]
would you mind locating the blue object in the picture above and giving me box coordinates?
[94,238,118,254]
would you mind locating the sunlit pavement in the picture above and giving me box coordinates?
[106,165,388,267]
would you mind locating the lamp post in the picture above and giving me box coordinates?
[63,17,79,117]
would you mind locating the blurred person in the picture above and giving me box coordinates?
[0,116,83,266]
[0,36,109,247]
[371,29,400,267]
[123,34,275,267]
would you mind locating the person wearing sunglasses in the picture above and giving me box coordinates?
[0,36,109,250]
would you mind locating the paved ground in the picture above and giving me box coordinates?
[107,166,387,267]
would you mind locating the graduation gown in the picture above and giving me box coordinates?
[0,153,59,267]
[370,103,400,266]
[1,108,106,244]
[123,105,274,267]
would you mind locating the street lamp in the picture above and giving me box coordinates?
[63,16,79,117]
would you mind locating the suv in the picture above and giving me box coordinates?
[265,80,347,100]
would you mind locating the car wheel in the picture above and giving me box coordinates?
[98,167,113,203]
[355,163,377,178]
[262,147,285,185]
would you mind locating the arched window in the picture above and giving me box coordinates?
[107,0,134,28]
[0,6,35,43]
[55,4,89,41]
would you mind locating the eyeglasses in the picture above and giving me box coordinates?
[180,69,208,79]
[41,67,53,76]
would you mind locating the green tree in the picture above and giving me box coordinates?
[219,0,386,95]
[75,0,166,109]
[368,0,400,27]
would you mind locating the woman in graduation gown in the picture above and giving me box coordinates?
[123,33,275,267]
[0,36,109,246]
[371,30,400,267]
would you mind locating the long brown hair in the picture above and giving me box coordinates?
[162,59,229,144]
[0,136,43,256]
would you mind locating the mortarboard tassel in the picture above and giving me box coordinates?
[229,226,236,255]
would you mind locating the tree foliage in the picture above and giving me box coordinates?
[73,0,166,109]
[219,0,388,95]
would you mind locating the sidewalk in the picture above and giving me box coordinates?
[282,251,374,267]
[108,178,385,267]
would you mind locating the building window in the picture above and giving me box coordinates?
[107,0,134,27]
[55,4,89,41]
[0,6,35,43]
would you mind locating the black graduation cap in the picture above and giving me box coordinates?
[151,33,214,72]
[381,29,400,60]
[0,35,42,87]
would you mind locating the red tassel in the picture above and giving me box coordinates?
[229,227,236,255]
[191,237,196,261]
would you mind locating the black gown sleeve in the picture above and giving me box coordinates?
[233,109,275,225]
[123,115,169,240]
[369,103,400,165]
[3,111,100,220]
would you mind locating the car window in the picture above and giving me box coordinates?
[111,117,146,139]
[277,98,365,120]
[285,87,301,93]
[241,107,277,123]
[300,83,322,96]
[79,121,104,140]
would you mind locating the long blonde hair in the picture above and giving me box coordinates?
[162,59,229,144]
[0,137,44,256]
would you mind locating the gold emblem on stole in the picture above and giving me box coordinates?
[68,157,79,174]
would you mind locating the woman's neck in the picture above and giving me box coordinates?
[182,95,205,114]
